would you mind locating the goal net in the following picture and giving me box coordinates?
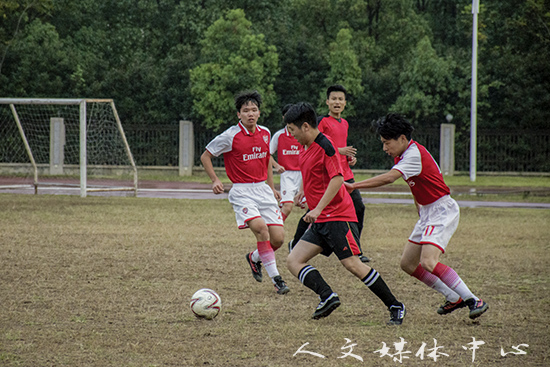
[0,98,138,197]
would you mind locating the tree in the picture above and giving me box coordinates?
[391,36,456,126]
[322,28,364,117]
[189,9,279,131]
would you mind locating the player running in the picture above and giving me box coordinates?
[346,113,488,319]
[284,102,406,325]
[200,90,289,295]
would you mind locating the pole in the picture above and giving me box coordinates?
[470,0,479,182]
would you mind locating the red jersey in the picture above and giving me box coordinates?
[317,115,354,181]
[299,133,357,223]
[270,127,304,171]
[393,140,451,205]
[205,121,271,184]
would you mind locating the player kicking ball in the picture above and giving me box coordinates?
[284,102,406,325]
[346,113,488,320]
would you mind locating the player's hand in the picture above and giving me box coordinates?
[211,179,224,194]
[303,208,321,223]
[340,146,357,157]
[273,190,282,201]
[293,192,305,207]
[348,156,357,166]
[343,182,355,193]
[276,165,286,174]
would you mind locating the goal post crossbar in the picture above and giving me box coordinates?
[0,98,138,197]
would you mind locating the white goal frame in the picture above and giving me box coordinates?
[0,98,138,197]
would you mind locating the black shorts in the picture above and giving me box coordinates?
[301,221,361,260]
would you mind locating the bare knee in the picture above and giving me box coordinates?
[400,257,417,275]
[420,258,437,273]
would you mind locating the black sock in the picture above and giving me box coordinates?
[362,268,399,308]
[293,213,310,243]
[298,265,333,300]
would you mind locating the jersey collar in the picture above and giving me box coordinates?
[238,120,264,135]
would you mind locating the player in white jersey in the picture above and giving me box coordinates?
[200,90,289,295]
[346,113,488,320]
[270,104,305,223]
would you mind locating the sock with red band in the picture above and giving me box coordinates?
[411,264,460,302]
[257,240,279,279]
[431,262,476,301]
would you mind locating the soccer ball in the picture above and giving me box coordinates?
[190,288,221,320]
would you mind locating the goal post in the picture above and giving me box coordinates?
[0,98,138,197]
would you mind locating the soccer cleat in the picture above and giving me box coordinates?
[273,276,290,295]
[312,293,341,319]
[465,298,488,319]
[359,255,370,263]
[387,303,406,325]
[437,298,467,315]
[245,252,263,282]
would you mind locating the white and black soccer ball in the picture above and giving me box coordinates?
[190,288,221,320]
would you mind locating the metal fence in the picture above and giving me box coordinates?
[123,124,550,173]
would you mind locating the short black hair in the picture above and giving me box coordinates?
[326,84,347,99]
[374,113,415,140]
[235,90,262,111]
[284,102,317,128]
[281,103,293,116]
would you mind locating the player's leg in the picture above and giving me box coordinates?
[248,218,289,294]
[417,197,487,319]
[280,202,293,222]
[287,231,340,319]
[326,221,405,325]
[348,186,369,262]
[401,242,463,314]
[421,244,487,318]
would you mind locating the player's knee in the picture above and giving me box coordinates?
[400,258,416,275]
[419,258,436,273]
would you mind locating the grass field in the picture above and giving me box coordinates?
[1,194,549,366]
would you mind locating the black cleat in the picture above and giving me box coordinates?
[273,276,290,295]
[387,303,406,325]
[465,298,488,319]
[437,298,467,315]
[312,293,341,319]
[245,252,262,282]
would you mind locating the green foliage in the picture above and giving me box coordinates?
[189,9,279,131]
[0,0,548,142]
[322,28,364,117]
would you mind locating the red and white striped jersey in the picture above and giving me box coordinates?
[206,121,271,184]
[393,140,450,205]
[270,126,303,171]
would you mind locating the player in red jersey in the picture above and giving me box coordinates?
[289,85,369,263]
[284,102,406,325]
[200,90,289,295]
[346,113,488,320]
[270,104,305,223]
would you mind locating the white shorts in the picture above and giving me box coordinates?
[408,195,460,253]
[279,170,302,204]
[228,182,283,229]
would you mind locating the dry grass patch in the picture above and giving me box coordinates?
[1,195,548,366]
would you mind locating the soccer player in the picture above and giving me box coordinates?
[289,85,369,263]
[269,104,305,223]
[346,113,488,320]
[284,102,406,325]
[200,90,290,295]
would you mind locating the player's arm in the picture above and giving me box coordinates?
[266,157,281,201]
[200,150,224,194]
[304,174,343,223]
[345,169,402,191]
[338,146,357,157]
